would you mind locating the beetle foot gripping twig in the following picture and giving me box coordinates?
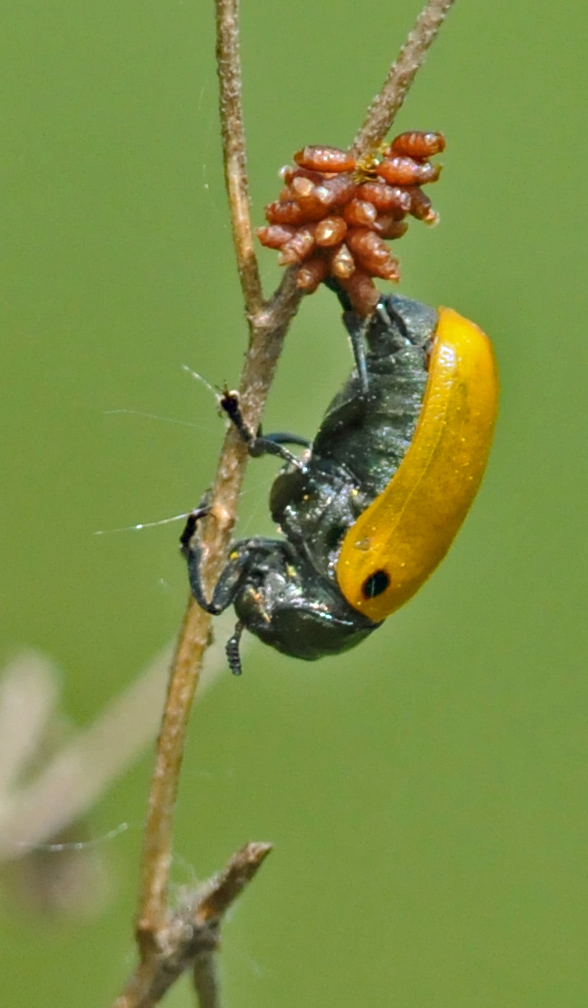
[179,505,211,556]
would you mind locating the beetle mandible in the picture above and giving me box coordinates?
[182,288,498,675]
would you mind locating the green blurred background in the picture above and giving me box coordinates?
[1,0,587,1004]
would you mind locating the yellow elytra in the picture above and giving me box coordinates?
[336,307,499,622]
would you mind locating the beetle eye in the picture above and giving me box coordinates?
[362,570,390,598]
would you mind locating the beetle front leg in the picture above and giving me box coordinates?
[220,389,308,469]
[186,541,249,615]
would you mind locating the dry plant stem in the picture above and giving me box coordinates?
[132,0,295,965]
[134,268,302,965]
[193,954,221,1008]
[216,0,263,317]
[189,839,273,1008]
[352,0,458,157]
[135,601,212,951]
[115,843,272,1008]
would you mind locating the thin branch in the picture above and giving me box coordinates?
[215,0,263,317]
[193,840,272,924]
[193,954,221,1008]
[133,270,301,965]
[129,0,303,979]
[134,601,212,950]
[191,840,273,1008]
[352,0,457,157]
[114,843,272,1008]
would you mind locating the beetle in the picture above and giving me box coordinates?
[182,287,498,675]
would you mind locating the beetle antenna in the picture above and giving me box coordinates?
[182,364,222,401]
[95,512,193,535]
[226,621,245,676]
[105,408,206,430]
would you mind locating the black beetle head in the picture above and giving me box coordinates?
[231,540,379,661]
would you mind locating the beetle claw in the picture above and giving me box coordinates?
[179,502,210,554]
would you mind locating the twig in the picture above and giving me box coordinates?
[114,843,272,1008]
[127,0,302,993]
[193,954,220,1008]
[133,267,302,965]
[191,840,273,1008]
[352,0,458,158]
[216,0,263,317]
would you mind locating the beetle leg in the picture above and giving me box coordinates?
[375,298,395,329]
[220,390,308,469]
[342,311,369,396]
[261,431,311,449]
[373,298,412,346]
[179,503,210,555]
[247,435,306,468]
[186,541,250,615]
[219,389,254,441]
[225,620,245,676]
[322,276,353,312]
